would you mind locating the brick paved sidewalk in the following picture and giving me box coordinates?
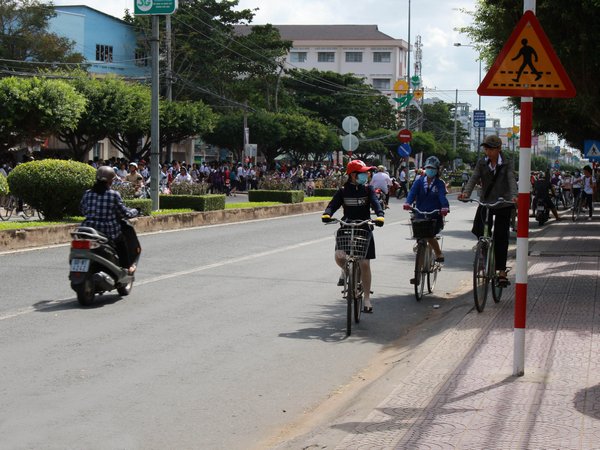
[334,219,600,449]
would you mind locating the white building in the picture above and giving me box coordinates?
[235,25,409,94]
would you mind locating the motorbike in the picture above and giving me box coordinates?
[535,199,550,226]
[374,188,387,211]
[69,222,140,306]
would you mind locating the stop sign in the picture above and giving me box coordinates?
[398,129,412,143]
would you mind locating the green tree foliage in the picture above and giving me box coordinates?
[160,100,217,150]
[283,69,397,130]
[0,76,86,154]
[7,159,95,219]
[459,0,600,148]
[277,113,332,164]
[0,0,84,68]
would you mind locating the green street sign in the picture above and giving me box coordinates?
[134,0,178,15]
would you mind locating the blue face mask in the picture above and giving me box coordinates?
[356,172,368,185]
[425,168,437,178]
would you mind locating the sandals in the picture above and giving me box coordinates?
[497,274,510,288]
[363,306,373,314]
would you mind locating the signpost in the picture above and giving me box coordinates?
[584,140,600,162]
[341,116,359,157]
[478,4,576,377]
[134,0,178,211]
[398,129,412,143]
[473,110,486,128]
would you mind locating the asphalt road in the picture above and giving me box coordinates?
[0,194,479,449]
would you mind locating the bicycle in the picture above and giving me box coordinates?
[0,194,37,221]
[408,207,444,301]
[326,218,374,336]
[460,198,514,312]
[572,191,583,222]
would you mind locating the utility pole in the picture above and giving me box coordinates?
[453,88,458,158]
[406,0,411,130]
[165,15,173,164]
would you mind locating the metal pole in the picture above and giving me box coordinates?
[477,57,482,160]
[453,88,458,156]
[514,0,536,377]
[406,0,411,129]
[150,15,160,211]
[165,15,173,164]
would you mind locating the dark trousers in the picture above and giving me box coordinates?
[583,193,594,217]
[472,206,512,271]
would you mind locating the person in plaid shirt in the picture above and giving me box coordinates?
[80,166,139,271]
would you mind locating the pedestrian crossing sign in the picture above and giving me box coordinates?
[584,140,600,161]
[478,11,576,98]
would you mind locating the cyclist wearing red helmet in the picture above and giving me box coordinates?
[321,159,385,313]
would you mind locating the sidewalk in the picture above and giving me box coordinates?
[330,213,600,449]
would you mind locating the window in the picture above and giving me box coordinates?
[317,52,335,63]
[373,52,391,63]
[96,44,113,62]
[372,78,391,90]
[290,52,307,63]
[345,52,363,63]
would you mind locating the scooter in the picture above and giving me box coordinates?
[69,224,138,306]
[374,188,387,211]
[535,199,549,226]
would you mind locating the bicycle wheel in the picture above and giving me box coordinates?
[427,245,438,294]
[473,241,489,312]
[21,203,35,219]
[414,242,427,301]
[353,263,363,324]
[0,195,14,220]
[346,261,354,336]
[490,248,503,303]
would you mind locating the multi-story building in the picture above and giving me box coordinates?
[49,5,149,78]
[235,24,409,94]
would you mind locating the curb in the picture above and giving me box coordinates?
[0,201,329,252]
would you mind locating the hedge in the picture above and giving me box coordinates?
[248,190,304,203]
[0,175,8,196]
[158,194,226,211]
[124,198,152,216]
[314,188,338,197]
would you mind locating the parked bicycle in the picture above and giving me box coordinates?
[326,218,374,336]
[460,197,514,312]
[0,194,40,221]
[408,207,444,301]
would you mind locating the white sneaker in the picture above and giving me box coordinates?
[588,217,593,221]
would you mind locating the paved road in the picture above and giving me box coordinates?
[0,195,479,449]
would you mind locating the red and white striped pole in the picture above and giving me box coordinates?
[514,0,536,377]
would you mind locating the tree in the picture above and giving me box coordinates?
[459,0,600,149]
[283,69,397,131]
[277,113,331,164]
[0,76,86,155]
[160,100,217,150]
[0,0,84,69]
[203,111,245,162]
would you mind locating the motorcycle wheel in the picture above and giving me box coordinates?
[74,275,95,306]
[117,278,134,296]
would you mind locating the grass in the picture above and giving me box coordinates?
[0,198,329,231]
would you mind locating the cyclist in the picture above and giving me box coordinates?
[532,171,561,221]
[321,160,385,313]
[458,135,518,288]
[582,165,597,220]
[403,156,449,263]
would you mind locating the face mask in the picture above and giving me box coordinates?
[425,168,437,178]
[356,173,368,185]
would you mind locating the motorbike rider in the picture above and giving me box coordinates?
[533,171,560,221]
[321,159,385,313]
[80,166,140,274]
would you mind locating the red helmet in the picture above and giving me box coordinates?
[346,160,373,174]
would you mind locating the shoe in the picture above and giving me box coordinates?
[588,217,593,221]
[363,306,373,313]
[435,254,445,263]
[497,275,509,288]
[128,264,137,275]
[337,277,344,286]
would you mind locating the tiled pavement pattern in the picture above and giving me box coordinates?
[336,218,600,449]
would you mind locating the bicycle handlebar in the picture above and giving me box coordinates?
[408,206,441,216]
[459,197,514,208]
[325,218,375,227]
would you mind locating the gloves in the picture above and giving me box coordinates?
[374,216,385,227]
[403,203,412,211]
[321,214,333,223]
[441,208,449,216]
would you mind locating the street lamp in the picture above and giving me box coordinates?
[454,43,482,159]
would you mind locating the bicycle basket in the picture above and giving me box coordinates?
[335,227,372,259]
[411,218,437,239]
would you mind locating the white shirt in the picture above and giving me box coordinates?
[174,173,192,184]
[371,172,392,193]
[399,171,407,182]
[583,176,596,194]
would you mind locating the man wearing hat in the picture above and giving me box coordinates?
[458,135,518,287]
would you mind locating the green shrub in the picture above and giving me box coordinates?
[124,198,152,216]
[314,175,344,189]
[112,181,137,199]
[258,176,293,191]
[159,194,225,211]
[170,181,209,195]
[7,160,95,220]
[248,190,304,203]
[0,174,8,196]
[314,188,338,197]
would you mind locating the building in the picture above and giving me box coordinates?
[235,24,409,94]
[49,5,150,78]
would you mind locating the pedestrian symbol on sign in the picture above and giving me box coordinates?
[511,39,543,82]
